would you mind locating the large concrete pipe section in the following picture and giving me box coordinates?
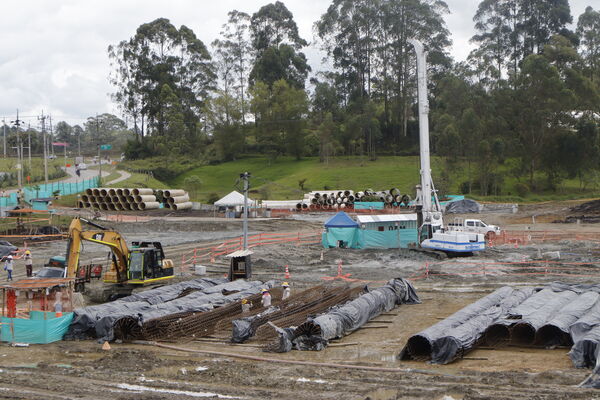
[164,189,185,198]
[136,195,157,203]
[81,195,89,202]
[139,201,160,210]
[77,201,84,208]
[116,188,124,196]
[123,189,131,196]
[167,194,189,204]
[133,188,153,196]
[115,203,124,211]
[100,188,108,196]
[100,203,109,211]
[108,188,117,196]
[85,188,93,196]
[92,188,100,196]
[172,202,192,210]
[111,196,120,203]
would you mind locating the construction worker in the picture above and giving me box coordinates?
[4,255,13,281]
[282,282,291,300]
[24,250,33,277]
[261,288,272,308]
[241,298,252,314]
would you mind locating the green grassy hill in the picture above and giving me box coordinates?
[167,156,600,203]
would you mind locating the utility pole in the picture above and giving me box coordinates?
[2,118,6,158]
[97,114,101,185]
[49,115,54,157]
[27,123,31,166]
[11,110,24,189]
[39,112,48,184]
[240,172,250,250]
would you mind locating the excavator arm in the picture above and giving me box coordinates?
[65,217,130,283]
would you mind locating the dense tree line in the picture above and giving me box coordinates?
[107,1,600,195]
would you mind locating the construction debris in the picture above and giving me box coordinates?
[272,278,420,352]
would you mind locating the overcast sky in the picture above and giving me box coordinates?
[0,0,592,127]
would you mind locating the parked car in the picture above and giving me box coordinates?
[0,240,18,259]
[78,163,88,170]
[48,154,57,160]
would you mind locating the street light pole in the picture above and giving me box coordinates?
[240,172,250,250]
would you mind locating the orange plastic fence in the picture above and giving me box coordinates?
[489,230,600,246]
[180,231,321,271]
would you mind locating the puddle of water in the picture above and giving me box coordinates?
[116,383,241,399]
[295,377,328,384]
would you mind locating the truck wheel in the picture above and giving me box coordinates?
[74,282,85,293]
[485,232,496,241]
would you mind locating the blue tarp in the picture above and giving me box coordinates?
[322,227,360,248]
[355,202,385,210]
[324,212,359,228]
[1,312,74,344]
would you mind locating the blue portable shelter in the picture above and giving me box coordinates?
[322,212,360,248]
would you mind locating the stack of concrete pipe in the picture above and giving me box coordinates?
[78,188,190,211]
[156,189,192,210]
[299,188,411,210]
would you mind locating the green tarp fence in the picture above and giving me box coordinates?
[322,228,418,249]
[24,177,99,202]
[354,202,385,210]
[1,312,74,344]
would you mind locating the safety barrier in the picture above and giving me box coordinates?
[489,230,600,246]
[23,176,99,202]
[180,231,321,271]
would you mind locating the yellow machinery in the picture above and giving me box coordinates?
[65,217,174,295]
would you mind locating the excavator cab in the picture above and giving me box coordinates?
[127,242,174,283]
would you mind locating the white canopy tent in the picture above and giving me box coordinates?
[214,191,255,207]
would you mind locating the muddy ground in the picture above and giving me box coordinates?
[1,205,600,399]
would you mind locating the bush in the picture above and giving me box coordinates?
[460,181,471,195]
[207,193,220,204]
[514,182,529,198]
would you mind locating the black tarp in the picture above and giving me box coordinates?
[273,278,419,352]
[444,199,481,214]
[66,279,269,342]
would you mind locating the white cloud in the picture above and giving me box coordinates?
[0,0,594,125]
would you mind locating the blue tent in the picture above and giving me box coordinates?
[324,212,359,228]
[322,212,359,248]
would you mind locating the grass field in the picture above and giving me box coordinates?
[166,155,600,203]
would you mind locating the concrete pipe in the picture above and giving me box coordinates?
[344,190,351,197]
[92,188,100,196]
[322,193,328,200]
[385,195,393,203]
[348,195,355,202]
[85,188,94,196]
[395,195,402,203]
[81,195,89,202]
[302,203,308,209]
[116,188,124,196]
[164,189,186,198]
[167,194,190,204]
[163,202,171,209]
[340,203,346,209]
[100,203,109,211]
[126,195,134,203]
[115,203,124,211]
[129,203,138,211]
[120,202,130,211]
[99,188,108,196]
[140,201,160,210]
[333,203,339,209]
[317,198,325,205]
[133,188,153,196]
[173,202,192,210]
[108,189,117,196]
[314,204,321,209]
[313,192,321,199]
[296,203,302,210]
[92,202,100,209]
[136,195,157,203]
[85,202,92,208]
[77,201,84,208]
[111,196,119,203]
[123,189,131,196]
[310,197,318,205]
[107,203,116,211]
[390,188,401,196]
[118,195,126,203]
[336,197,343,204]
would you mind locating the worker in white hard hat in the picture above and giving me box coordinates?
[24,250,33,277]
[241,298,252,314]
[261,288,272,308]
[282,282,291,300]
[4,255,13,281]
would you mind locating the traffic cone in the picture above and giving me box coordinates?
[102,341,111,351]
[284,265,290,279]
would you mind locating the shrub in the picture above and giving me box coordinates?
[207,193,220,204]
[514,182,529,198]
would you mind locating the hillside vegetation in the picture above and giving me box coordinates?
[166,156,600,203]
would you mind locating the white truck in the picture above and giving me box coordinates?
[447,218,501,240]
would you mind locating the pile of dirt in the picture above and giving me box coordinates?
[83,349,174,372]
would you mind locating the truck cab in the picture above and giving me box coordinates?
[447,218,501,239]
[127,242,174,283]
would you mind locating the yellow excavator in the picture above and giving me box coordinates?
[65,217,174,299]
